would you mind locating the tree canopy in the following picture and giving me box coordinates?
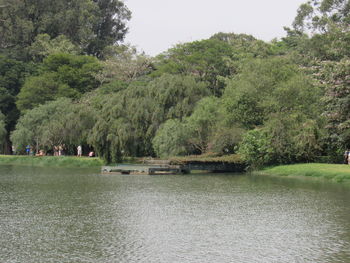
[16,53,101,112]
[0,0,130,58]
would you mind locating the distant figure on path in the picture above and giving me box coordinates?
[58,145,64,156]
[36,150,45,156]
[26,145,30,155]
[88,151,94,157]
[77,145,82,157]
[348,151,350,165]
[345,149,350,164]
[53,146,58,156]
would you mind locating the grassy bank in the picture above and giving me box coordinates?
[169,153,243,164]
[257,163,350,184]
[0,155,104,168]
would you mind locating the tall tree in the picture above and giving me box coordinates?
[322,59,350,152]
[95,45,154,85]
[285,0,350,158]
[0,111,6,152]
[0,56,26,129]
[0,56,31,153]
[87,0,131,56]
[0,0,130,59]
[292,0,350,33]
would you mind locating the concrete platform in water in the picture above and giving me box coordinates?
[101,160,246,175]
[101,164,188,175]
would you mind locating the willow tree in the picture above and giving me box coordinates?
[88,74,209,163]
[11,98,95,153]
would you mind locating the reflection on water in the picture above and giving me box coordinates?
[0,165,349,263]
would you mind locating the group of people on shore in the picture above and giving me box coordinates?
[53,145,65,156]
[16,144,94,157]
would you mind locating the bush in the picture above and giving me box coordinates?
[238,129,272,168]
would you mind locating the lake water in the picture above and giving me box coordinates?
[0,165,349,263]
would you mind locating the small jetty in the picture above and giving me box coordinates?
[101,164,187,175]
[101,155,246,175]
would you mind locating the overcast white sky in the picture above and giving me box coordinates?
[124,0,306,56]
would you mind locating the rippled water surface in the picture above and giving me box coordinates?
[0,165,350,263]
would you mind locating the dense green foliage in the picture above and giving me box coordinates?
[223,58,321,128]
[152,39,238,95]
[16,53,101,111]
[0,0,130,59]
[2,0,350,168]
[88,74,209,163]
[0,112,6,147]
[152,97,235,157]
[152,119,189,158]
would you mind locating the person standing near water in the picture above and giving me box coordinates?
[77,145,82,157]
[26,145,30,155]
[345,149,350,164]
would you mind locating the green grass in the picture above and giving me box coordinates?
[257,163,350,184]
[0,155,104,168]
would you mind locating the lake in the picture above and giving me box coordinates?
[0,165,349,263]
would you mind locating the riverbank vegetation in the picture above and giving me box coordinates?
[0,0,349,167]
[0,155,103,167]
[168,153,243,165]
[257,163,350,184]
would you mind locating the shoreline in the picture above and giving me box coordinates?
[255,163,350,185]
[0,155,104,168]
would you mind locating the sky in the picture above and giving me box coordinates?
[124,0,306,56]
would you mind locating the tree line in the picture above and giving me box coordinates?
[0,0,349,167]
